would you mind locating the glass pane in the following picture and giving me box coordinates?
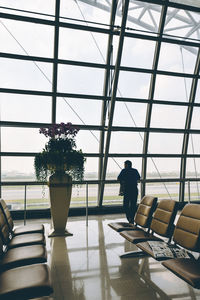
[57,65,104,95]
[0,19,54,57]
[83,158,98,180]
[71,184,98,207]
[148,133,183,154]
[1,128,47,152]
[2,157,35,180]
[0,94,51,123]
[0,0,55,17]
[154,75,192,102]
[103,183,123,206]
[59,28,107,64]
[109,132,144,154]
[121,38,155,69]
[147,157,181,178]
[26,185,49,210]
[184,181,200,202]
[158,43,197,74]
[60,0,110,26]
[188,134,200,154]
[75,131,100,153]
[56,97,102,125]
[150,104,187,128]
[0,58,52,91]
[117,71,151,99]
[113,102,147,127]
[186,158,200,177]
[2,186,26,210]
[146,182,180,201]
[106,157,142,180]
[191,107,200,129]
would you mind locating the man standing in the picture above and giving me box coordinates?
[117,160,140,223]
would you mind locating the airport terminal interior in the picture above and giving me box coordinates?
[1,0,200,299]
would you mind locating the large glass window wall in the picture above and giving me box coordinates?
[0,0,200,213]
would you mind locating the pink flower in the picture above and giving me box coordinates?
[39,123,80,139]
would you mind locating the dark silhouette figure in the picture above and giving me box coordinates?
[117,160,140,223]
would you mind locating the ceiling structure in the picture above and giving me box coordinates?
[0,0,200,208]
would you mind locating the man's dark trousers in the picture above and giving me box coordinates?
[123,189,138,223]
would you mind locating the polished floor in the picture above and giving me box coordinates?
[17,214,200,300]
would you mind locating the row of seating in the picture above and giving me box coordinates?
[0,199,53,299]
[108,196,200,289]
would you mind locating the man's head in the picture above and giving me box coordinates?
[124,160,132,168]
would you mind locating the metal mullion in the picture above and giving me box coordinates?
[0,152,104,158]
[0,12,55,25]
[0,121,104,131]
[56,93,105,100]
[141,4,168,197]
[59,20,111,35]
[110,127,200,133]
[52,0,60,124]
[0,52,53,63]
[0,11,110,34]
[3,152,200,159]
[119,64,199,78]
[2,121,200,134]
[116,97,200,107]
[98,0,118,204]
[99,0,130,207]
[179,49,200,203]
[57,59,107,69]
[107,153,200,158]
[0,88,52,96]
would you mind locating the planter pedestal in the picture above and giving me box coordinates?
[48,172,72,237]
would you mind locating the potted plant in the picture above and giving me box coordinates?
[34,122,85,237]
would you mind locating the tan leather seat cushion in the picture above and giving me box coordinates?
[14,224,44,235]
[108,222,137,232]
[173,204,200,251]
[1,245,47,271]
[134,204,151,227]
[120,229,162,244]
[162,258,200,288]
[150,200,177,237]
[8,233,45,249]
[0,264,53,299]
[134,196,157,227]
[0,199,14,231]
[0,199,44,236]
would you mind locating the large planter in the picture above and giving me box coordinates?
[48,172,73,237]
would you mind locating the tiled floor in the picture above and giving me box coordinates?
[17,214,200,300]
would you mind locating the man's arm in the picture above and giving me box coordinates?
[117,169,125,181]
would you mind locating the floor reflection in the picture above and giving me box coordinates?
[24,214,200,299]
